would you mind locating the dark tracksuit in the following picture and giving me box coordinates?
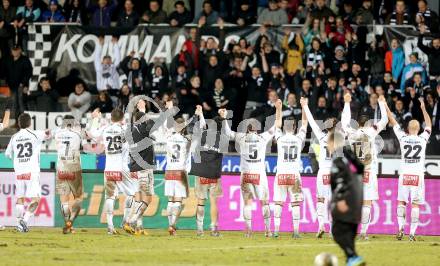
[330,148,364,259]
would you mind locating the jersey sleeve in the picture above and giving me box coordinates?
[275,127,283,140]
[0,123,3,131]
[419,127,431,142]
[297,126,307,142]
[341,102,354,135]
[222,120,237,139]
[393,125,406,141]
[261,126,276,142]
[303,104,324,140]
[35,130,50,142]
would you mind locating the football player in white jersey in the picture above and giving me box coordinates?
[273,108,307,238]
[220,100,282,237]
[5,113,50,232]
[164,102,193,236]
[53,115,83,234]
[89,108,136,235]
[341,93,388,240]
[385,98,431,241]
[0,108,10,230]
[300,97,338,238]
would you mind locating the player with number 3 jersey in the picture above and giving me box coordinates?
[385,98,431,241]
[5,113,50,233]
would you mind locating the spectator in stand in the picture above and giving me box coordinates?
[305,38,326,78]
[385,38,405,84]
[145,60,169,99]
[426,91,439,132]
[119,51,148,95]
[403,87,423,122]
[183,27,201,70]
[340,1,355,24]
[68,81,91,120]
[16,0,41,22]
[314,96,335,121]
[250,89,278,127]
[415,0,439,33]
[117,0,139,27]
[90,91,114,113]
[257,0,288,26]
[27,77,59,112]
[310,0,334,21]
[418,25,440,85]
[41,0,65,22]
[278,0,297,23]
[64,0,88,24]
[56,68,85,97]
[201,78,230,118]
[326,16,352,46]
[282,28,304,76]
[296,79,318,108]
[393,98,412,128]
[201,54,224,92]
[292,0,314,24]
[407,72,429,96]
[387,0,411,25]
[368,38,386,86]
[282,92,301,120]
[117,83,133,111]
[382,71,398,95]
[141,0,167,24]
[354,0,374,25]
[0,0,16,58]
[168,1,192,27]
[89,0,117,28]
[193,1,219,25]
[359,92,382,122]
[243,58,269,119]
[235,0,256,26]
[257,42,280,69]
[178,75,202,116]
[0,45,32,120]
[401,52,427,93]
[171,64,190,94]
[302,17,324,51]
[170,45,194,76]
[162,0,191,17]
[94,37,121,94]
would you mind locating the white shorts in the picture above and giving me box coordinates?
[273,172,303,203]
[397,173,425,204]
[15,172,41,198]
[241,172,269,201]
[362,170,379,201]
[316,169,331,200]
[164,170,189,198]
[131,170,155,196]
[195,177,223,200]
[104,170,136,198]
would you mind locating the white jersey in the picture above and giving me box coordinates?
[342,102,388,172]
[91,123,129,172]
[0,123,3,131]
[236,130,274,173]
[5,129,47,174]
[165,132,190,171]
[54,128,82,172]
[394,125,431,175]
[275,127,306,174]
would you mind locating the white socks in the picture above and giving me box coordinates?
[292,205,300,234]
[397,204,406,231]
[196,204,205,231]
[122,196,134,224]
[273,204,282,233]
[61,202,70,222]
[262,204,271,232]
[243,205,252,230]
[16,204,24,224]
[360,205,371,234]
[410,207,419,236]
[170,202,182,227]
[105,198,115,229]
[317,201,325,231]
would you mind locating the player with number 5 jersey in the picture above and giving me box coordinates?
[300,97,338,238]
[52,115,83,234]
[221,100,282,238]
[385,98,432,242]
[5,113,51,233]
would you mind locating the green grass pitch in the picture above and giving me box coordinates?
[0,228,439,265]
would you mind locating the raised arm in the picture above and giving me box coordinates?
[275,99,282,129]
[376,95,389,132]
[419,97,432,129]
[300,97,324,139]
[384,103,398,127]
[219,108,235,139]
[87,109,104,140]
[341,93,352,133]
[112,37,121,66]
[94,38,103,73]
[1,109,10,129]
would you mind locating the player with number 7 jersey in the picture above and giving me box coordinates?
[52,115,83,234]
[5,113,51,233]
[88,108,136,235]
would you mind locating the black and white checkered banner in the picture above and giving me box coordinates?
[26,24,424,91]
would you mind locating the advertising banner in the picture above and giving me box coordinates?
[218,175,440,235]
[0,172,55,227]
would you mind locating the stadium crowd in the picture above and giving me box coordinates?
[0,0,439,154]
